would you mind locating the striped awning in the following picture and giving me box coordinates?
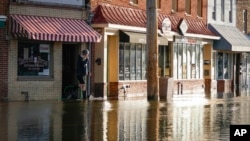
[10,15,101,42]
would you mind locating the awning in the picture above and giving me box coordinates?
[92,4,219,40]
[208,24,250,51]
[10,15,102,42]
[120,31,168,45]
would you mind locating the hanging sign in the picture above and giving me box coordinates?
[179,19,188,35]
[162,18,171,35]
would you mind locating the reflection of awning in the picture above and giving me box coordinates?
[120,31,168,45]
[208,24,250,51]
[10,15,101,42]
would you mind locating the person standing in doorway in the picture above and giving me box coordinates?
[77,49,90,99]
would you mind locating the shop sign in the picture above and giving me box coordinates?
[162,18,171,35]
[179,19,188,35]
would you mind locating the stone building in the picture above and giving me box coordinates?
[0,0,9,101]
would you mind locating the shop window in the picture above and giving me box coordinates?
[216,52,232,79]
[173,43,203,79]
[119,43,146,80]
[18,41,52,78]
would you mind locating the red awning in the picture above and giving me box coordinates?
[10,15,101,42]
[92,4,218,38]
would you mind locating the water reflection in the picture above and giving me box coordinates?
[0,96,250,141]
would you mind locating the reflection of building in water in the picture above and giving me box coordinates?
[7,102,63,141]
[172,106,204,141]
[118,100,148,141]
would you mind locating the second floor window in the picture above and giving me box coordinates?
[229,0,233,23]
[212,0,217,20]
[243,9,248,33]
[130,0,138,5]
[197,0,202,17]
[221,0,225,21]
[172,0,178,12]
[157,0,161,9]
[185,0,191,15]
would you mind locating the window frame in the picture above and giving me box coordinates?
[119,42,146,81]
[17,40,54,81]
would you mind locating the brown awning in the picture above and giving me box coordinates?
[10,15,102,42]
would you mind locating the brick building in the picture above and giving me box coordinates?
[5,0,101,101]
[237,0,250,35]
[89,0,219,98]
[0,0,9,101]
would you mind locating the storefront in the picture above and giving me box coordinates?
[91,4,219,98]
[209,24,250,95]
[8,14,101,101]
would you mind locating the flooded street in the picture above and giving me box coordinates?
[1,94,250,141]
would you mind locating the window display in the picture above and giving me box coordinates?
[119,43,146,80]
[18,42,51,77]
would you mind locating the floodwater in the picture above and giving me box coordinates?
[1,94,250,141]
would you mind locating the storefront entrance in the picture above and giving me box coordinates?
[62,44,79,98]
[237,53,250,95]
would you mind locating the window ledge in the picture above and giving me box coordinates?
[185,12,191,16]
[17,76,54,81]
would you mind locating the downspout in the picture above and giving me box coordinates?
[86,2,93,97]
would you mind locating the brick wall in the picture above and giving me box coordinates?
[0,0,9,101]
[6,4,88,101]
[109,81,147,98]
[236,0,250,34]
[91,0,208,23]
[8,40,62,101]
[173,79,205,95]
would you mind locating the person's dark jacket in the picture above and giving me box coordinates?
[76,55,89,76]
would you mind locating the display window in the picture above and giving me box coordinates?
[18,41,52,79]
[119,43,146,80]
[173,43,203,79]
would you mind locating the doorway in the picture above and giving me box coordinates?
[239,53,250,95]
[62,44,79,98]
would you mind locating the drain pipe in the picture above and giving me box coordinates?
[86,3,93,97]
